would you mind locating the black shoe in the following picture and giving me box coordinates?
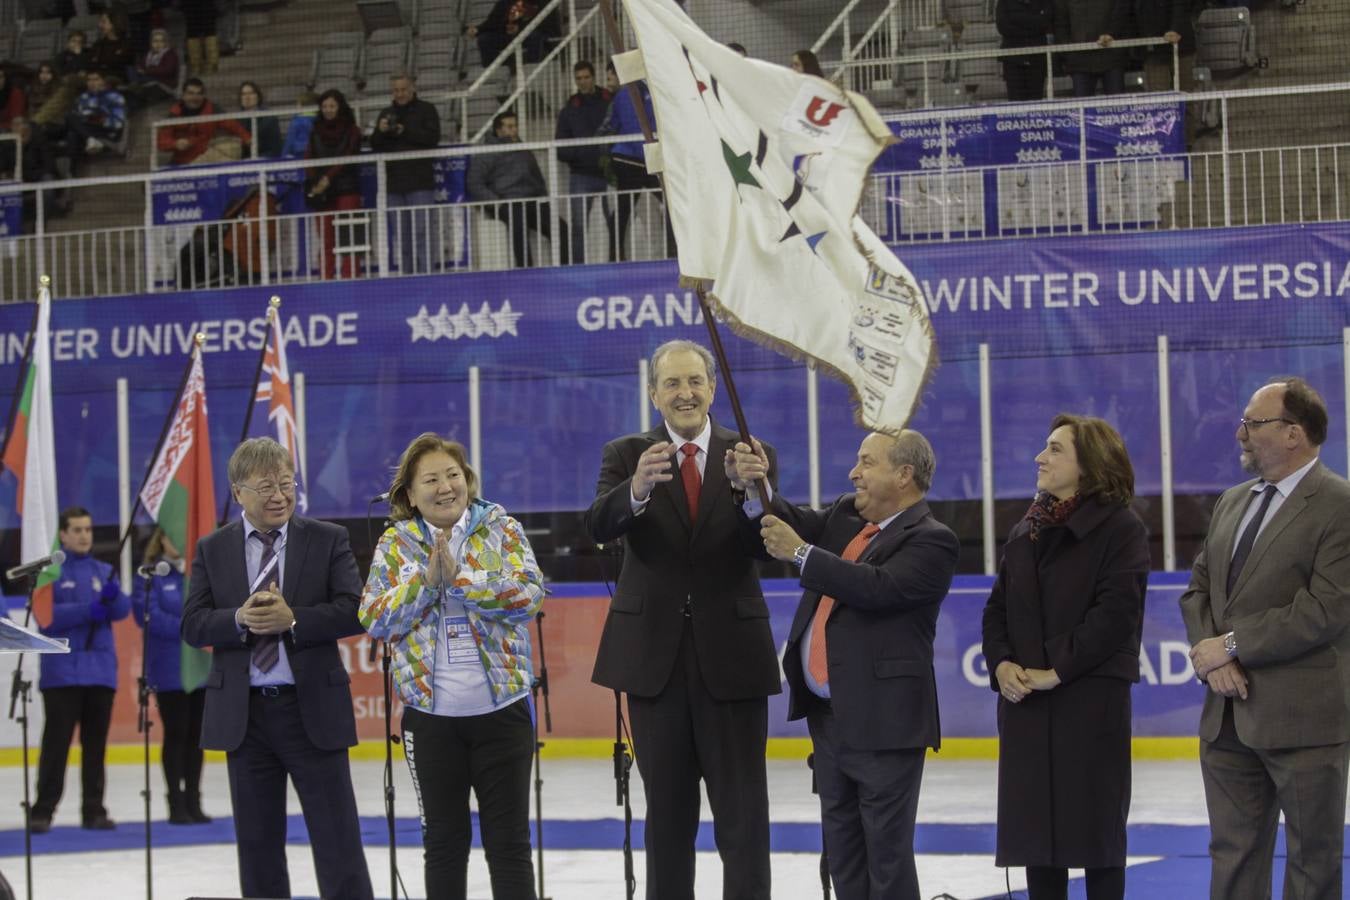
[29,813,51,834]
[187,806,212,825]
[81,814,116,830]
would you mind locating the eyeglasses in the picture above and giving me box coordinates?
[237,480,299,499]
[1238,416,1293,436]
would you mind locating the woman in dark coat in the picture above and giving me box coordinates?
[1053,0,1132,96]
[305,89,364,280]
[981,413,1150,900]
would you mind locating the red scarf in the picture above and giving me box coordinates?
[1023,491,1082,542]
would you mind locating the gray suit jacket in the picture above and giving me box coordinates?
[1179,460,1350,749]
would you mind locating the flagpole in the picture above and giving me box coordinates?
[116,335,204,562]
[0,278,44,465]
[221,296,279,525]
[597,0,771,508]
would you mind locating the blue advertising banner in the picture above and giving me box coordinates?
[1,222,1349,527]
[0,185,22,237]
[879,98,1186,172]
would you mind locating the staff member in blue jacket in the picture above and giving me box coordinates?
[32,506,131,833]
[133,529,210,825]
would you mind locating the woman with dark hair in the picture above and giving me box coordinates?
[361,433,543,900]
[132,529,211,825]
[89,12,135,86]
[238,81,282,158]
[791,48,825,77]
[304,89,364,279]
[981,414,1150,900]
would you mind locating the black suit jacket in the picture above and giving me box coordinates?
[585,420,782,700]
[181,516,366,752]
[769,494,959,751]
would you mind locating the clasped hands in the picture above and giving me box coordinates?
[423,530,458,588]
[994,661,1060,703]
[1189,636,1248,699]
[238,581,294,635]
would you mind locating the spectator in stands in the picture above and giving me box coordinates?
[56,30,91,80]
[605,60,620,95]
[790,49,824,76]
[64,70,126,158]
[0,116,60,230]
[0,69,27,131]
[1054,0,1131,96]
[465,0,560,70]
[997,0,1055,100]
[181,0,221,75]
[305,89,365,281]
[238,81,282,159]
[281,91,319,159]
[89,11,136,86]
[599,79,673,261]
[556,60,614,264]
[467,111,566,269]
[26,63,65,132]
[1132,0,1193,92]
[157,78,251,166]
[370,73,442,275]
[127,28,180,107]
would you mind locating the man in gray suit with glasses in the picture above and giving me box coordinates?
[1181,376,1350,900]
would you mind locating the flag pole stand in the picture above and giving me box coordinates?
[6,579,40,900]
[530,608,554,900]
[365,495,403,900]
[136,572,156,900]
[612,691,636,900]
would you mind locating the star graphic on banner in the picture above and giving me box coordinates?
[452,303,480,339]
[407,305,437,342]
[490,299,523,336]
[722,140,760,191]
[431,304,459,340]
[471,302,498,337]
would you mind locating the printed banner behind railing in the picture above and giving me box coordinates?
[0,185,22,237]
[0,573,1203,747]
[1,222,1349,527]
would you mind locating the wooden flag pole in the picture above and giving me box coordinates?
[221,296,280,525]
[596,0,771,509]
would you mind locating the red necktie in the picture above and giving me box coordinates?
[806,523,880,687]
[680,442,701,521]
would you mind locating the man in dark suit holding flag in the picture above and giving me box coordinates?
[182,437,372,900]
[586,339,780,900]
[730,429,959,900]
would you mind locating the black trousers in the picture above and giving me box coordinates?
[611,155,675,261]
[1026,865,1125,900]
[34,685,115,820]
[1003,59,1048,101]
[808,704,926,900]
[225,689,373,900]
[627,620,771,900]
[490,201,567,269]
[402,700,536,900]
[156,689,205,799]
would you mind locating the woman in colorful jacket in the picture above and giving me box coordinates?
[132,529,210,825]
[361,433,544,900]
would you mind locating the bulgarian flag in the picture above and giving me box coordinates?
[2,279,60,626]
[138,340,216,691]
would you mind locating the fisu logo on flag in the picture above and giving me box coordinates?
[781,84,854,146]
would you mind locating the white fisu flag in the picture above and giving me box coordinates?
[619,0,935,430]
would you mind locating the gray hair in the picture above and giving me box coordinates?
[648,340,716,390]
[886,429,935,493]
[227,437,294,485]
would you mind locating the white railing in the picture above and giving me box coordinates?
[6,82,1350,301]
[813,0,943,72]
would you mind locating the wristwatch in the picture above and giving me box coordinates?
[1223,631,1237,657]
[791,543,810,569]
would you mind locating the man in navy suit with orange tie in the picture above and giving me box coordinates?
[731,429,959,900]
[182,437,373,900]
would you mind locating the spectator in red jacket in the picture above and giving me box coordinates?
[156,78,251,166]
[0,68,27,131]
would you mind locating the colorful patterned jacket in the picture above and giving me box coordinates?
[359,499,544,711]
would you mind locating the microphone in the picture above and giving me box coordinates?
[6,550,66,581]
[370,491,390,504]
[137,560,172,578]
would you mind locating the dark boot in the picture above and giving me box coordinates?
[167,790,191,825]
[185,792,212,824]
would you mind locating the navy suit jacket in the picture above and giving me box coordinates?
[767,494,959,751]
[181,515,365,752]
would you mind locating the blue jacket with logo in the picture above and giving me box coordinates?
[132,564,187,692]
[39,552,131,690]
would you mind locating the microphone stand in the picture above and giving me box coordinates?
[807,752,830,899]
[612,692,635,900]
[365,495,403,900]
[6,575,37,900]
[136,572,156,900]
[530,608,553,900]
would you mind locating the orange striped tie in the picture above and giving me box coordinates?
[806,522,880,687]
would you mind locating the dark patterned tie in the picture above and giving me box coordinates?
[1227,484,1277,595]
[251,529,283,673]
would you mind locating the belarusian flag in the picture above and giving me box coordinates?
[138,341,216,691]
[2,280,60,626]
